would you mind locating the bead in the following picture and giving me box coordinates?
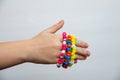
[71,52,75,55]
[58,58,63,64]
[72,44,76,48]
[62,65,68,69]
[66,52,71,56]
[67,44,72,48]
[72,41,76,45]
[72,47,76,50]
[66,47,72,51]
[62,44,66,50]
[68,63,73,67]
[72,35,76,40]
[64,65,68,69]
[63,38,67,41]
[63,41,66,44]
[63,59,69,62]
[72,49,77,53]
[64,62,70,65]
[64,56,70,60]
[61,50,65,54]
[62,32,67,39]
[57,63,61,68]
[66,40,71,44]
[60,53,65,58]
[67,35,72,40]
[70,61,74,64]
[71,55,76,60]
[62,32,67,36]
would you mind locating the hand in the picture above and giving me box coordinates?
[25,20,90,64]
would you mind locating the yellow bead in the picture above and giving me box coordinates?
[68,64,73,67]
[72,41,76,45]
[71,55,76,60]
[72,35,76,40]
[72,48,76,53]
[71,53,75,55]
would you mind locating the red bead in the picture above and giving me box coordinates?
[67,44,72,48]
[64,65,68,69]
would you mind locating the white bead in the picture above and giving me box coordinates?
[61,50,65,54]
[63,41,66,44]
[63,38,67,41]
[72,44,76,48]
[70,61,74,64]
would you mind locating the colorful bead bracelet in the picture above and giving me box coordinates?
[57,32,77,69]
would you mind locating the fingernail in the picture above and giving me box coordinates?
[86,50,90,56]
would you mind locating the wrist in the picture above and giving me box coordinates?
[15,39,33,63]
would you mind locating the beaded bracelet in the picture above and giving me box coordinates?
[57,32,77,69]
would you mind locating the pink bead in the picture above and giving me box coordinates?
[60,53,65,58]
[58,58,63,64]
[62,32,67,36]
[62,44,66,50]
[62,32,67,39]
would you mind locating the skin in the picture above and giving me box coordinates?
[0,20,90,70]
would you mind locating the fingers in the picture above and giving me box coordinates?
[76,54,87,60]
[76,47,90,57]
[44,20,64,33]
[76,39,88,48]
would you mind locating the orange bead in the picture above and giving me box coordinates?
[67,35,72,40]
[66,52,71,56]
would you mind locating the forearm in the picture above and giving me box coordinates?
[0,40,30,70]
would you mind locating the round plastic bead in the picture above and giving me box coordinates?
[72,44,76,48]
[66,40,71,44]
[61,50,65,54]
[64,62,70,65]
[62,32,67,39]
[71,55,76,60]
[63,40,66,44]
[62,44,66,50]
[66,47,72,51]
[67,44,72,48]
[64,56,70,60]
[67,35,72,40]
[60,53,65,58]
[58,58,63,64]
[72,35,76,40]
[68,64,72,67]
[66,52,71,56]
[57,63,61,68]
[63,59,69,62]
[72,41,76,45]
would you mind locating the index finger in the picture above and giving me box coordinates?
[76,39,89,48]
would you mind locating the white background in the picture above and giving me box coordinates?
[0,0,120,80]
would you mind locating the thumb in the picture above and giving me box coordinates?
[44,20,64,33]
